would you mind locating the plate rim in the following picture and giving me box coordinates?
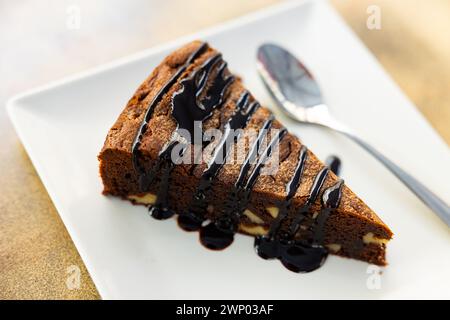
[6,0,319,300]
[6,0,449,299]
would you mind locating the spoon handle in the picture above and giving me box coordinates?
[338,128,450,226]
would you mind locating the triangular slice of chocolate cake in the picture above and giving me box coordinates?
[98,41,393,272]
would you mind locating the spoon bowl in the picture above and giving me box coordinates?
[256,43,450,226]
[257,44,341,128]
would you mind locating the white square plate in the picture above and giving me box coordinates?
[7,0,450,299]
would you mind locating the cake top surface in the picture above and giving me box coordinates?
[101,40,392,237]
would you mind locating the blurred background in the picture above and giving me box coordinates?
[1,0,449,299]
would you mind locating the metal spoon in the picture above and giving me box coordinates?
[257,43,450,226]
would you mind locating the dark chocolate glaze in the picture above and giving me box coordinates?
[325,155,341,176]
[192,116,275,241]
[131,42,345,273]
[179,115,274,232]
[200,223,234,250]
[254,166,344,273]
[313,180,344,244]
[245,128,288,190]
[289,167,329,236]
[235,115,275,187]
[178,91,260,231]
[147,142,180,220]
[199,124,287,250]
[172,53,234,137]
[139,45,235,220]
[132,42,209,191]
[267,146,308,240]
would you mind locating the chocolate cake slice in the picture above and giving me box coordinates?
[98,41,393,272]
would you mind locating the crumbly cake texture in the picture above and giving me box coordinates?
[98,40,393,266]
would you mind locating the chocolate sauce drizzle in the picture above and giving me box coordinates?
[187,116,274,234]
[255,165,344,273]
[203,116,276,236]
[178,91,260,231]
[199,124,288,250]
[132,42,345,273]
[135,45,235,220]
[265,146,308,243]
[325,155,342,176]
[132,42,209,191]
[171,53,234,136]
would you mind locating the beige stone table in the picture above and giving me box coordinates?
[1,0,449,299]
